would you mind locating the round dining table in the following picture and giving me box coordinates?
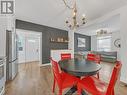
[58,58,101,95]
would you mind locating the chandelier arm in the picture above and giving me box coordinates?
[62,0,74,9]
[63,0,86,30]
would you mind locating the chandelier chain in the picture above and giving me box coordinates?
[62,0,75,9]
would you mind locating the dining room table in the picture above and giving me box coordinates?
[58,58,102,95]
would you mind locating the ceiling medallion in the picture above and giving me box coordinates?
[63,0,86,30]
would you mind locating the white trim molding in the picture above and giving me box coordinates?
[39,63,51,67]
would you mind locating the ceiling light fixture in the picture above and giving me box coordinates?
[63,0,86,30]
[96,29,112,36]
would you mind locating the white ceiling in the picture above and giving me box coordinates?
[16,0,127,30]
[76,15,120,36]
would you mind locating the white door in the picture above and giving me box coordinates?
[25,37,40,62]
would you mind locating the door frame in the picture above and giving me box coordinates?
[16,29,42,65]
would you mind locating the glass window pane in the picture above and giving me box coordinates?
[97,36,111,51]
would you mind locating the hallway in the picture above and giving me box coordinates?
[5,62,127,95]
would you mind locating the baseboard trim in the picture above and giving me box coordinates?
[39,63,51,67]
[19,61,39,64]
[120,81,127,86]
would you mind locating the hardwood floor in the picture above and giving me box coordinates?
[5,62,53,95]
[5,62,127,95]
[100,62,127,95]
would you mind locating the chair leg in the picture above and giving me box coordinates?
[97,73,100,79]
[52,79,56,93]
[77,84,82,95]
[112,89,115,95]
[59,89,62,95]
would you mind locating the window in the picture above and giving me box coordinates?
[97,36,111,51]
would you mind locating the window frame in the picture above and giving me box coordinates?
[97,36,112,52]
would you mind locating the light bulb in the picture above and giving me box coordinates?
[83,21,86,24]
[82,14,86,18]
[69,24,72,28]
[73,12,76,16]
[66,20,69,24]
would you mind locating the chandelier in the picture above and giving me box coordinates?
[63,0,86,29]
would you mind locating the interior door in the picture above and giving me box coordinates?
[25,37,39,62]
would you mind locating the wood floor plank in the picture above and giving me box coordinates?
[5,62,127,95]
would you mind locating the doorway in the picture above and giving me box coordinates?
[25,37,40,62]
[16,29,42,65]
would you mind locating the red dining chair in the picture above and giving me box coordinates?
[50,58,78,95]
[87,53,101,64]
[61,53,71,60]
[77,61,122,95]
[87,53,96,61]
[87,53,101,78]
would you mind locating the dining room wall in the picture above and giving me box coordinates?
[74,33,91,52]
[0,17,7,57]
[16,19,68,64]
[87,5,127,83]
[91,31,121,61]
[119,6,127,83]
[91,35,97,51]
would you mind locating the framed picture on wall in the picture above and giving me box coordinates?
[78,38,86,47]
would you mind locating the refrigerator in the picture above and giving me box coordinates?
[6,30,18,81]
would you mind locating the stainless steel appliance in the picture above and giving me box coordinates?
[6,30,18,81]
[0,57,6,95]
[0,61,4,80]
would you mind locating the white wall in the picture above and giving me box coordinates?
[68,30,75,56]
[111,31,121,60]
[119,6,127,83]
[87,5,127,83]
[111,31,120,51]
[0,17,7,56]
[51,50,74,62]
[91,35,97,51]
[0,16,15,57]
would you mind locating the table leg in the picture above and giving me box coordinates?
[65,86,77,95]
[64,87,88,95]
[81,90,88,95]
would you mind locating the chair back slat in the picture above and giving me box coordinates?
[61,53,71,60]
[87,54,95,61]
[87,54,101,64]
[50,58,62,87]
[106,61,122,95]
